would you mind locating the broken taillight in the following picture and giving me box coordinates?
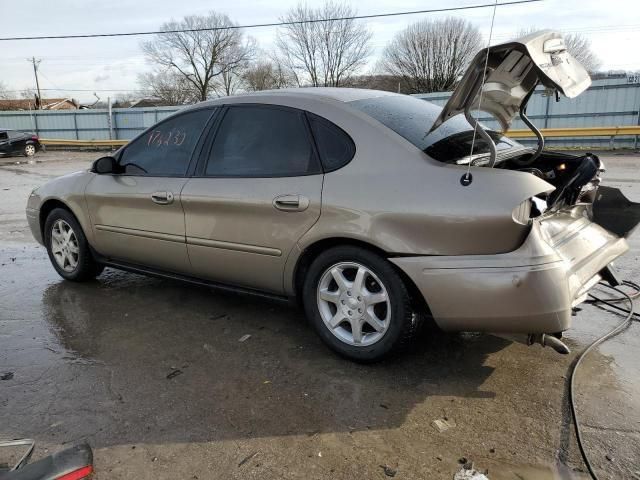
[55,465,93,480]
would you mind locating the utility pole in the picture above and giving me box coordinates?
[28,57,42,109]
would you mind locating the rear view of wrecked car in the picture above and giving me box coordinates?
[27,30,639,362]
[384,30,639,354]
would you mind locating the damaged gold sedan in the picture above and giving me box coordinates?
[26,31,639,361]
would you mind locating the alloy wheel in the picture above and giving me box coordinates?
[24,145,36,156]
[316,261,391,346]
[51,219,79,272]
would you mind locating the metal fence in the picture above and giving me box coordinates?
[0,106,180,142]
[0,75,638,148]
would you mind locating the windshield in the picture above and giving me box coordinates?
[348,94,525,164]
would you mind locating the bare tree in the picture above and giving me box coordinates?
[276,1,372,87]
[141,12,252,101]
[138,69,199,104]
[565,34,601,73]
[243,58,295,91]
[111,93,135,108]
[515,29,602,73]
[380,17,482,94]
[212,37,257,96]
[344,74,409,93]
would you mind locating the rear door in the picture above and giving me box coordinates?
[7,130,27,154]
[85,108,215,274]
[181,104,324,294]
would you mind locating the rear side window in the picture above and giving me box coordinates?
[8,131,24,139]
[308,114,355,171]
[118,109,212,176]
[0,132,7,140]
[205,105,321,177]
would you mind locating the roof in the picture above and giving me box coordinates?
[129,98,176,108]
[198,87,401,108]
[0,98,78,111]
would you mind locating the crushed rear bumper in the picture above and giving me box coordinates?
[391,202,631,334]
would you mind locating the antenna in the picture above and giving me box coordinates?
[461,0,499,186]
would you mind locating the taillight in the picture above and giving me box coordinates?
[55,465,93,480]
[31,135,39,141]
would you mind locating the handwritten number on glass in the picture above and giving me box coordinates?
[147,129,187,148]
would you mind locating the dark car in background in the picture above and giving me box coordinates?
[0,129,44,157]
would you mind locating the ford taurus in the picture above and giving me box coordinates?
[26,31,639,361]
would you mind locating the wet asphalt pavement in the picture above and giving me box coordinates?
[1,151,639,479]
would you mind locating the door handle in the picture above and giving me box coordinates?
[151,191,174,205]
[273,194,309,212]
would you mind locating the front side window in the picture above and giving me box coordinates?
[205,105,320,177]
[118,109,212,176]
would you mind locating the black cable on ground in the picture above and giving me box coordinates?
[569,281,638,480]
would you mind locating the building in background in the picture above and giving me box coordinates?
[0,98,79,111]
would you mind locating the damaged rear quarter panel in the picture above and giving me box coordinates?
[301,141,555,257]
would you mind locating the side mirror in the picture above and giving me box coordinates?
[93,156,117,174]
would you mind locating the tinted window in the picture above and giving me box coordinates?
[308,114,355,171]
[118,109,212,176]
[205,106,320,177]
[8,131,24,139]
[348,95,524,164]
[0,132,7,140]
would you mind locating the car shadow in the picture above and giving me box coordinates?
[34,268,509,448]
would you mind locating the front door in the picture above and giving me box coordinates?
[181,105,324,294]
[85,108,214,274]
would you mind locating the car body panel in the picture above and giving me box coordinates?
[430,30,591,132]
[391,207,628,333]
[26,170,95,246]
[84,174,190,273]
[181,174,323,293]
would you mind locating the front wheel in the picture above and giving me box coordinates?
[302,246,418,362]
[24,144,36,157]
[44,208,103,281]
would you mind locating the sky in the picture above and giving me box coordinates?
[1,0,639,103]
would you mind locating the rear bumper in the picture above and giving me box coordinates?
[391,207,628,334]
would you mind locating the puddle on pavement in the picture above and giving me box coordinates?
[481,459,590,479]
[1,243,639,479]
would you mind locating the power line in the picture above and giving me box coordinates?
[3,88,140,93]
[0,0,543,42]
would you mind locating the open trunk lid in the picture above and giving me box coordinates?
[429,30,591,133]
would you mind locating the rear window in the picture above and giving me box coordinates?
[348,95,523,164]
[308,113,355,172]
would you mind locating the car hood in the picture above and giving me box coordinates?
[429,30,591,133]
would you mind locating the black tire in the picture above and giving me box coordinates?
[44,208,103,281]
[302,246,418,362]
[23,144,36,157]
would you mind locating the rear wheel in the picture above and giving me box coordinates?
[44,208,103,281]
[303,246,418,362]
[24,144,36,157]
